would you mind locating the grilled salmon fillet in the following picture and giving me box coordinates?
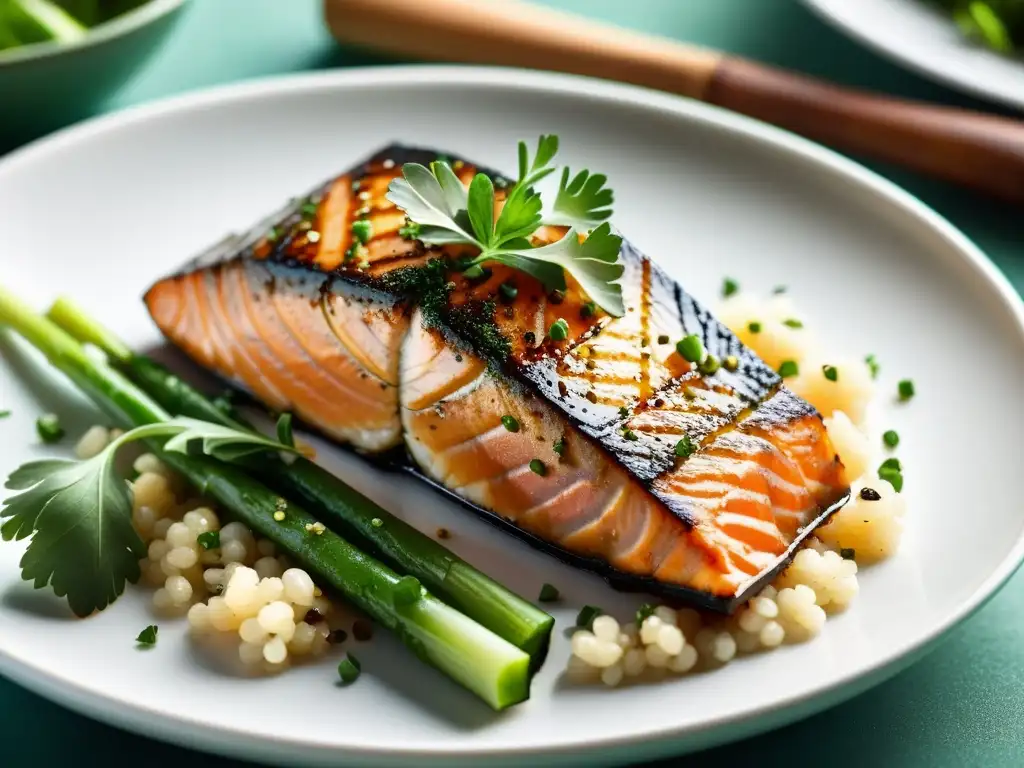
[145,145,849,612]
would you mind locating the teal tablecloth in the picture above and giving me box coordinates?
[3,1,1023,765]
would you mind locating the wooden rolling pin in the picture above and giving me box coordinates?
[325,0,1024,204]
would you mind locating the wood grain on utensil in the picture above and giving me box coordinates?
[325,0,1024,204]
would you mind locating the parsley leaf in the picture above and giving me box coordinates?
[546,167,614,229]
[385,136,625,316]
[1,417,296,617]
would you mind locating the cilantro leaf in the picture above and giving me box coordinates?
[0,416,296,616]
[546,167,614,229]
[1,451,143,617]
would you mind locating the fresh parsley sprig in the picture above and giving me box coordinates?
[1,416,297,617]
[385,135,626,316]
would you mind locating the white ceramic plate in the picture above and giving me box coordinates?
[1,67,1023,768]
[803,0,1024,109]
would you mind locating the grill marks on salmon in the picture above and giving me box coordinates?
[144,144,850,611]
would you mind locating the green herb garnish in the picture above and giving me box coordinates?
[398,220,421,240]
[698,354,721,376]
[878,458,904,493]
[337,653,361,684]
[576,605,603,630]
[498,281,518,302]
[773,285,787,294]
[618,406,629,418]
[865,354,880,379]
[529,459,547,476]
[747,321,762,334]
[635,603,656,625]
[351,219,373,244]
[840,547,856,561]
[623,429,638,441]
[674,435,696,458]
[722,277,739,298]
[197,531,220,550]
[822,365,838,382]
[386,135,625,316]
[1,417,297,616]
[676,334,704,363]
[778,360,799,378]
[35,413,63,443]
[552,436,566,456]
[883,430,900,448]
[0,410,10,419]
[538,583,560,603]
[898,379,915,401]
[782,318,803,329]
[136,625,158,646]
[548,318,569,341]
[501,415,520,432]
[580,301,596,319]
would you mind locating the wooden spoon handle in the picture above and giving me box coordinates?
[325,0,1024,204]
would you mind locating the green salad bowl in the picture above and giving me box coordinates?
[0,0,188,146]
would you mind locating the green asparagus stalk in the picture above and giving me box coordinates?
[0,287,532,710]
[47,297,554,661]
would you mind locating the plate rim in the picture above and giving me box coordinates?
[801,0,1024,110]
[2,64,1024,765]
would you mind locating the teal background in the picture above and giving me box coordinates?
[2,0,1023,764]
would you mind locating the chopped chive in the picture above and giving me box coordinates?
[35,413,64,444]
[398,220,421,240]
[722,277,739,298]
[879,468,904,493]
[548,318,570,341]
[723,355,739,372]
[782,318,803,329]
[778,360,799,378]
[576,605,603,630]
[676,334,704,363]
[822,365,838,382]
[538,583,560,603]
[840,547,856,561]
[618,406,629,418]
[773,285,787,294]
[898,379,915,401]
[552,436,567,456]
[635,604,656,625]
[882,430,899,448]
[623,429,638,441]
[699,354,721,376]
[351,219,373,243]
[136,625,158,646]
[865,354,880,379]
[529,459,547,476]
[657,334,670,345]
[580,301,596,319]
[301,202,319,217]
[0,410,9,418]
[266,226,280,243]
[747,321,762,334]
[371,517,383,528]
[501,415,520,432]
[498,281,518,302]
[674,435,696,458]
[337,654,362,684]
[197,531,220,550]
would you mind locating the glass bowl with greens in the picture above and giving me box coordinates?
[0,0,188,145]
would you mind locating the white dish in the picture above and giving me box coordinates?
[803,0,1024,109]
[1,66,1023,767]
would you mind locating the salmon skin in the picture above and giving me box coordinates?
[145,144,850,613]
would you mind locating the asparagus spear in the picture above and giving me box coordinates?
[0,287,532,710]
[47,297,554,661]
